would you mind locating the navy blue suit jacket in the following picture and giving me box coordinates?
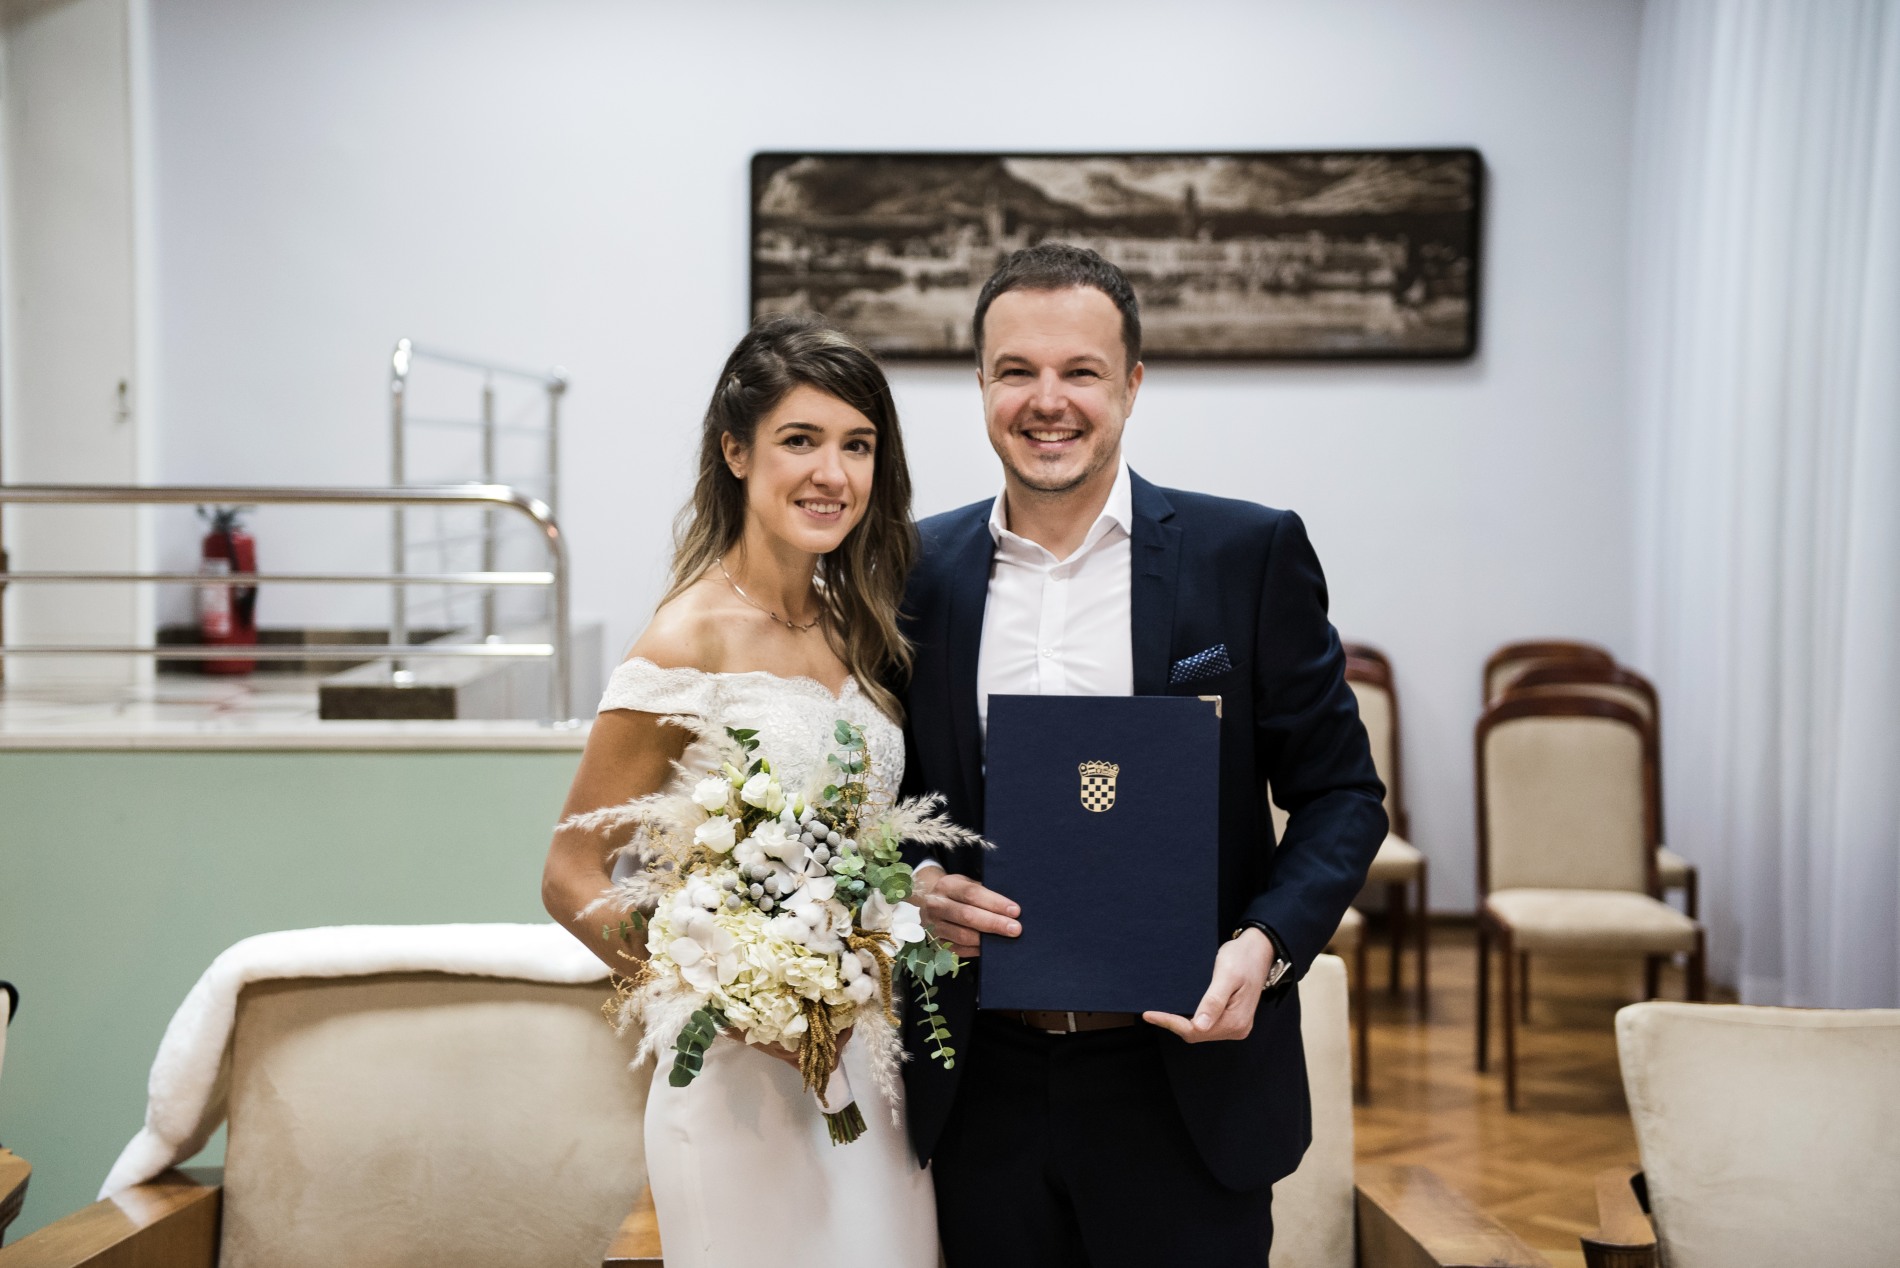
[896,470,1387,1191]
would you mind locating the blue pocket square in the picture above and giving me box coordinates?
[1169,643,1234,685]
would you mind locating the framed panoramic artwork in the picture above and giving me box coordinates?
[749,149,1483,361]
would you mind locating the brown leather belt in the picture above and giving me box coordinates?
[985,1009,1141,1034]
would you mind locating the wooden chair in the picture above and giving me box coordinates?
[1474,695,1706,1110]
[1504,663,1698,922]
[1342,644,1429,1013]
[1482,639,1615,705]
[1582,1002,1900,1268]
[0,932,654,1268]
[1,982,27,1248]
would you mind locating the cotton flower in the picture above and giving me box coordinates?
[694,815,736,852]
[740,771,785,814]
[692,776,732,813]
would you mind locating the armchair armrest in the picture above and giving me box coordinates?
[602,1183,662,1267]
[1578,1165,1657,1268]
[0,1150,29,1245]
[1355,1164,1551,1268]
[0,1167,220,1268]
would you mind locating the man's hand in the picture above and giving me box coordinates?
[912,867,1020,958]
[1143,927,1276,1042]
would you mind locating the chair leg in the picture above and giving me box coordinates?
[1501,928,1519,1111]
[1386,882,1406,995]
[1415,867,1430,1017]
[1685,867,1700,922]
[1644,956,1662,1001]
[1688,929,1707,1001]
[1355,936,1371,1103]
[1519,952,1531,1022]
[1476,920,1491,1072]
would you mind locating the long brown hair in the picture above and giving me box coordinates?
[665,314,915,719]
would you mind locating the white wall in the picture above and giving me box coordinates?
[148,0,1644,909]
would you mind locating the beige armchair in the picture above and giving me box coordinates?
[1,982,27,1247]
[1475,695,1706,1109]
[0,931,652,1268]
[1344,644,1429,1013]
[3,940,1542,1268]
[1270,795,1372,1099]
[1275,955,1550,1267]
[1505,663,1698,924]
[1322,909,1371,1102]
[1583,1002,1900,1268]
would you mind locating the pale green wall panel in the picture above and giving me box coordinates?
[0,747,584,1239]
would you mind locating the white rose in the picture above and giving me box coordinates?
[692,776,732,813]
[694,815,737,853]
[740,771,785,813]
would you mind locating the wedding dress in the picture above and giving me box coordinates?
[598,657,940,1268]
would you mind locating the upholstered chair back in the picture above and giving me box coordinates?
[1478,698,1653,895]
[220,972,648,1268]
[1507,679,1652,724]
[1617,1002,1900,1268]
[1269,954,1354,1268]
[1482,640,1614,704]
[1346,678,1399,830]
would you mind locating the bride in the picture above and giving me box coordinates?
[541,314,937,1267]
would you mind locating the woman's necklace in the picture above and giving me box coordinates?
[719,559,822,633]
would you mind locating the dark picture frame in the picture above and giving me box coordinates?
[750,149,1483,361]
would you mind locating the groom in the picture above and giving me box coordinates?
[900,243,1387,1266]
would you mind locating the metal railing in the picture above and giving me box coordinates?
[0,483,574,722]
[389,340,566,649]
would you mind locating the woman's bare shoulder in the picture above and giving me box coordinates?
[625,576,747,674]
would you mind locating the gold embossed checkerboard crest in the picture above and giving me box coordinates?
[1078,760,1119,813]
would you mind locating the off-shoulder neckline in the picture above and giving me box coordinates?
[613,655,861,704]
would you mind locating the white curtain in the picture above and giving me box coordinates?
[1630,0,1900,1007]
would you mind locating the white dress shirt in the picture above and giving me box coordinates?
[976,460,1135,744]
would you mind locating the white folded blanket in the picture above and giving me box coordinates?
[101,923,609,1198]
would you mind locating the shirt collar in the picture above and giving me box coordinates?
[988,460,1133,551]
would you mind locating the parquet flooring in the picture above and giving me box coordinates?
[1349,925,1723,1267]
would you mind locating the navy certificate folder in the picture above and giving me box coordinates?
[980,694,1221,1016]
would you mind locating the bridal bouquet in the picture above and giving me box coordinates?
[571,718,977,1144]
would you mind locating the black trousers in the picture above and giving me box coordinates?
[933,1013,1273,1268]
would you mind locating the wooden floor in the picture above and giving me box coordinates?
[1348,925,1717,1268]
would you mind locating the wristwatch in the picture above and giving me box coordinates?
[1233,920,1293,990]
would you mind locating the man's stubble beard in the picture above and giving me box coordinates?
[998,430,1122,503]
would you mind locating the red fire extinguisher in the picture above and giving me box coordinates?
[197,505,258,674]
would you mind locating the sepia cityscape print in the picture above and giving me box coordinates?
[750,150,1482,360]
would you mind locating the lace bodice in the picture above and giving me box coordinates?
[597,658,905,808]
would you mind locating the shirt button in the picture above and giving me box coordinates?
[1040,648,1055,658]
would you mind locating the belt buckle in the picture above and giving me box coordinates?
[1063,1010,1078,1034]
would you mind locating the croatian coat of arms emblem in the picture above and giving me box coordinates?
[1078,760,1119,813]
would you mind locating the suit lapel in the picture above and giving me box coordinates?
[1128,472,1182,697]
[942,503,997,826]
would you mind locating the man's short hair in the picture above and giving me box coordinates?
[971,243,1142,371]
